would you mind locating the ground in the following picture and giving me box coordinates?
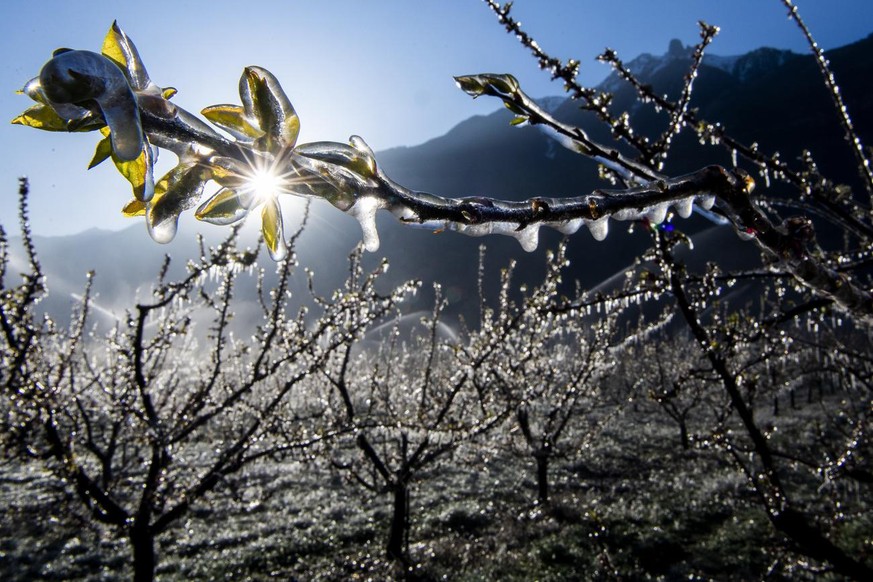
[5,393,859,581]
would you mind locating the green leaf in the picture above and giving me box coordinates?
[205,156,253,190]
[11,104,72,131]
[349,135,377,167]
[114,151,153,201]
[201,104,265,141]
[88,135,113,168]
[106,125,154,201]
[100,22,127,70]
[294,176,355,211]
[454,73,519,98]
[503,101,526,116]
[147,163,209,240]
[294,141,377,180]
[195,187,255,225]
[261,197,286,260]
[454,75,487,97]
[101,21,151,91]
[488,73,520,95]
[240,66,300,152]
[121,197,146,217]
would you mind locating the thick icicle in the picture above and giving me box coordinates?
[514,223,540,252]
[645,204,669,225]
[674,198,694,219]
[586,217,609,241]
[348,196,382,252]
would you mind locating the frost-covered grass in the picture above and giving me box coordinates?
[4,390,864,581]
[0,407,860,580]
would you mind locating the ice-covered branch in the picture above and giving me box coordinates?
[481,0,594,103]
[651,22,719,170]
[11,22,873,322]
[454,72,659,185]
[781,0,873,200]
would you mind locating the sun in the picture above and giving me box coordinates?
[234,149,330,214]
[246,166,286,205]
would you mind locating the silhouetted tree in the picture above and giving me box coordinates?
[470,244,666,503]
[0,186,415,581]
[320,284,505,566]
[651,229,872,579]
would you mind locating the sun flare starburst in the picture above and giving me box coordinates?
[237,153,298,205]
[246,167,285,204]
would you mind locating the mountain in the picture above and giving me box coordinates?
[6,33,872,328]
[587,34,873,183]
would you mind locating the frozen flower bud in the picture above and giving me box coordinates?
[39,49,143,161]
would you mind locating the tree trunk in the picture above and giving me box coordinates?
[679,421,690,450]
[536,453,549,504]
[386,483,409,561]
[130,524,156,582]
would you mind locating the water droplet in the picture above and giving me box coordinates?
[147,214,177,243]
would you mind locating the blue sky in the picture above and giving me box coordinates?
[2,0,872,236]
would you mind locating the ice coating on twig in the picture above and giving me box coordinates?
[39,50,145,162]
[554,218,583,235]
[421,221,540,252]
[353,183,737,253]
